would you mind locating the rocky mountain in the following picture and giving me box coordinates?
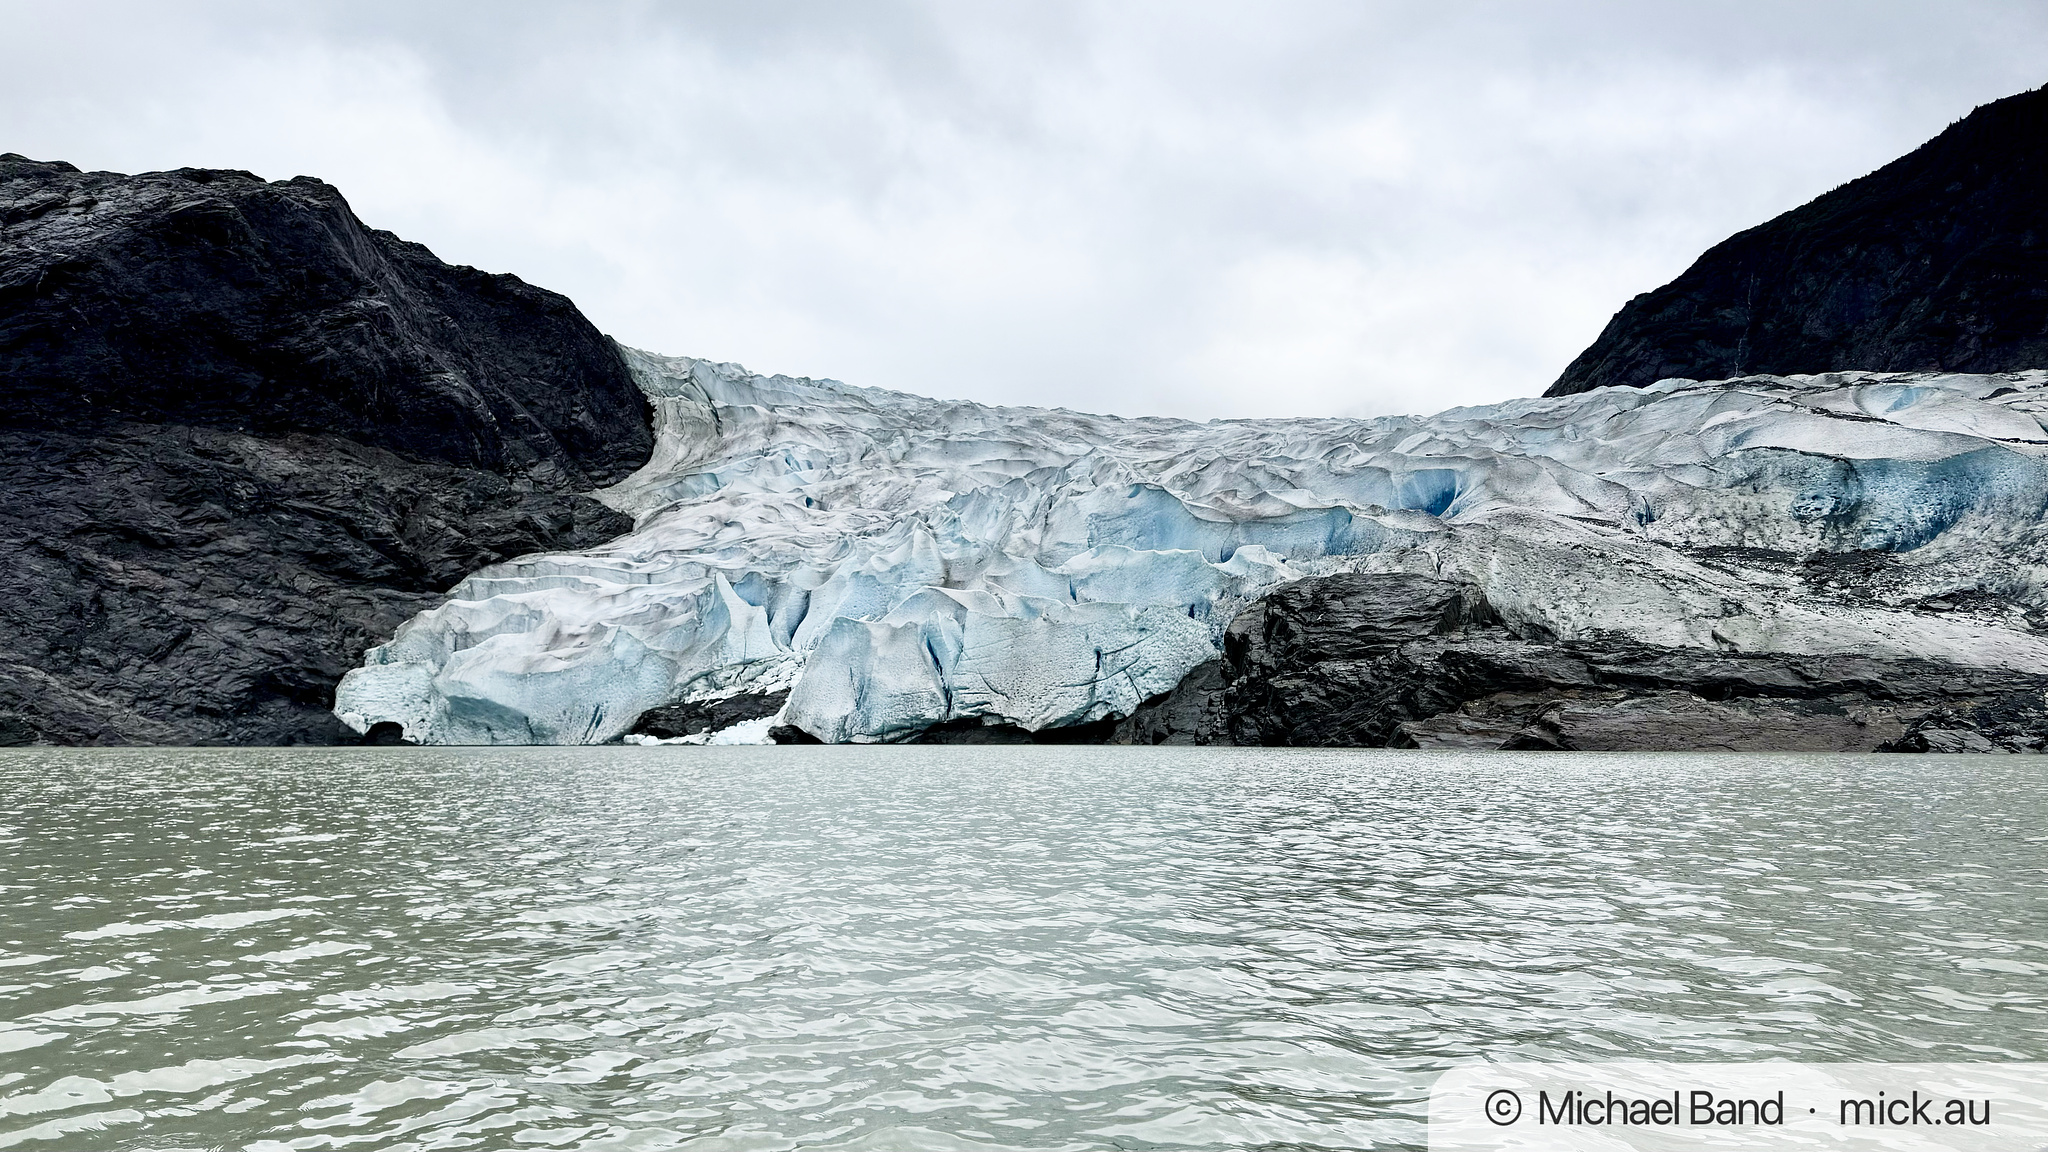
[1212,572,2048,753]
[337,355,2048,752]
[1549,84,2048,396]
[0,156,649,744]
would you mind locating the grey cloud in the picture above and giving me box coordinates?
[3,1,2044,418]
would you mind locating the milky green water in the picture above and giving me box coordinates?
[0,748,2043,1151]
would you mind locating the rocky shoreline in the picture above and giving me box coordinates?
[1102,571,2048,753]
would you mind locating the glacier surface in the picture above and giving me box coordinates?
[334,353,2048,744]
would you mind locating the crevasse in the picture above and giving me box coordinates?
[333,351,2048,744]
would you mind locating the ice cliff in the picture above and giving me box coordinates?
[332,352,2048,745]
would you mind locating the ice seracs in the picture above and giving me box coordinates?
[334,355,2048,744]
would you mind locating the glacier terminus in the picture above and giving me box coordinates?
[333,351,2048,746]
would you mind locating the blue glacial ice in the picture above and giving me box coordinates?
[333,352,2048,744]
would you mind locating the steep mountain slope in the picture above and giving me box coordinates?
[1549,85,2048,396]
[0,156,648,744]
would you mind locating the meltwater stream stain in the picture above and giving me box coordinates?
[0,748,2043,1150]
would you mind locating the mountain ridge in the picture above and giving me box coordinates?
[1548,83,2048,395]
[0,156,648,744]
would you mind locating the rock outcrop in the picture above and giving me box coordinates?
[1549,85,2048,396]
[1213,571,2048,753]
[0,155,647,744]
[632,690,790,741]
[1109,659,1231,746]
[0,156,651,478]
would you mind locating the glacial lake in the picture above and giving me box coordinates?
[0,748,2043,1151]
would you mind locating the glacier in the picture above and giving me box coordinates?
[333,351,2048,745]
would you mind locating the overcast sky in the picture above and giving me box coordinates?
[5,2,2044,419]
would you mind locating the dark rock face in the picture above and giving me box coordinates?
[0,156,649,745]
[631,691,790,741]
[1,155,651,481]
[1442,690,1904,754]
[1223,573,1493,747]
[1885,693,2048,754]
[1109,659,1231,746]
[1213,572,2048,753]
[0,424,631,746]
[1549,85,2048,396]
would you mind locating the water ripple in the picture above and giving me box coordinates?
[0,747,2043,1149]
